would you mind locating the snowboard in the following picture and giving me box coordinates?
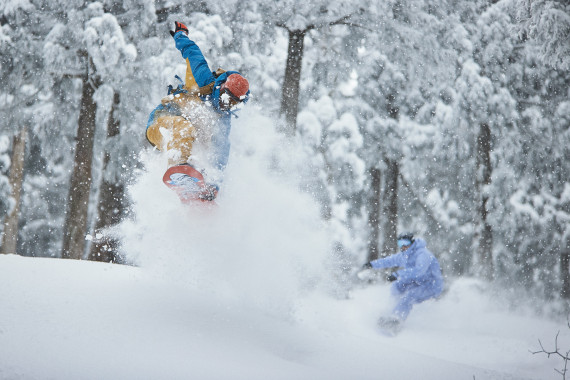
[377,316,402,337]
[162,164,218,204]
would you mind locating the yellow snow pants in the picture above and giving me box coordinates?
[146,110,196,166]
[146,55,215,166]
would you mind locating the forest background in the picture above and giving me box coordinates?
[0,0,569,309]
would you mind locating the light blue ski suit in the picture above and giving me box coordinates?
[370,238,443,320]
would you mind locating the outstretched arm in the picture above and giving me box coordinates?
[172,32,215,88]
[370,252,405,269]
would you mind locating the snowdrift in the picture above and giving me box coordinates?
[0,254,564,379]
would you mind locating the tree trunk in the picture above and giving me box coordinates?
[561,250,570,300]
[386,93,399,120]
[380,90,401,257]
[89,92,124,263]
[475,122,493,279]
[381,158,399,257]
[61,57,98,260]
[367,167,381,262]
[1,127,27,255]
[280,29,306,135]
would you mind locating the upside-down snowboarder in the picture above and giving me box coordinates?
[146,21,250,203]
[362,233,444,334]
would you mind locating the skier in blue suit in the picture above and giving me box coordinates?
[363,233,444,328]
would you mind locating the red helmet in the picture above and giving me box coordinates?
[223,74,249,99]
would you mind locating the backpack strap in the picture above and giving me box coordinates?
[213,68,226,78]
[167,69,227,98]
[167,75,187,95]
[195,68,226,96]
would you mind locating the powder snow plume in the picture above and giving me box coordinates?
[117,107,330,317]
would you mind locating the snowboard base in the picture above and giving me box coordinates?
[377,316,402,337]
[162,164,218,204]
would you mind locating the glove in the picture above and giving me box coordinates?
[170,21,189,37]
[362,262,373,270]
[386,273,397,282]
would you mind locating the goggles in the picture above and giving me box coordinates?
[397,239,412,248]
[220,86,242,106]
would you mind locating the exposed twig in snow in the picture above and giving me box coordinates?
[531,329,570,379]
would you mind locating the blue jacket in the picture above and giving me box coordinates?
[370,239,443,292]
[147,32,249,173]
[173,31,251,172]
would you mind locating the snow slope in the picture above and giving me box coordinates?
[0,254,565,380]
[0,109,566,379]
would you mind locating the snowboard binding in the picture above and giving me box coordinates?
[163,164,218,203]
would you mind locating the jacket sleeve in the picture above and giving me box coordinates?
[370,252,406,269]
[395,250,432,283]
[173,32,215,87]
[209,113,232,172]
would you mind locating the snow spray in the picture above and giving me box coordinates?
[118,107,330,319]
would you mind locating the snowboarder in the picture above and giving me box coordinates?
[362,233,444,333]
[146,21,250,202]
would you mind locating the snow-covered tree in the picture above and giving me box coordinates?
[255,1,367,133]
[510,0,570,70]
[39,3,137,260]
[297,95,366,287]
[0,0,67,257]
[0,135,13,244]
[1,128,26,255]
[349,0,460,263]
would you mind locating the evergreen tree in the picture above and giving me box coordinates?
[510,0,570,70]
[1,0,67,257]
[0,135,13,244]
[1,128,26,255]
[40,3,136,259]
[256,1,366,133]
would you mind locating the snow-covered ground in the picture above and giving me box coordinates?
[0,254,565,380]
[0,109,566,379]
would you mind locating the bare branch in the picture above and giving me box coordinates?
[276,11,373,33]
[531,330,570,379]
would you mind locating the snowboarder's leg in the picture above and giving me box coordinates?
[168,117,196,165]
[391,284,440,321]
[146,115,196,166]
[183,58,199,92]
